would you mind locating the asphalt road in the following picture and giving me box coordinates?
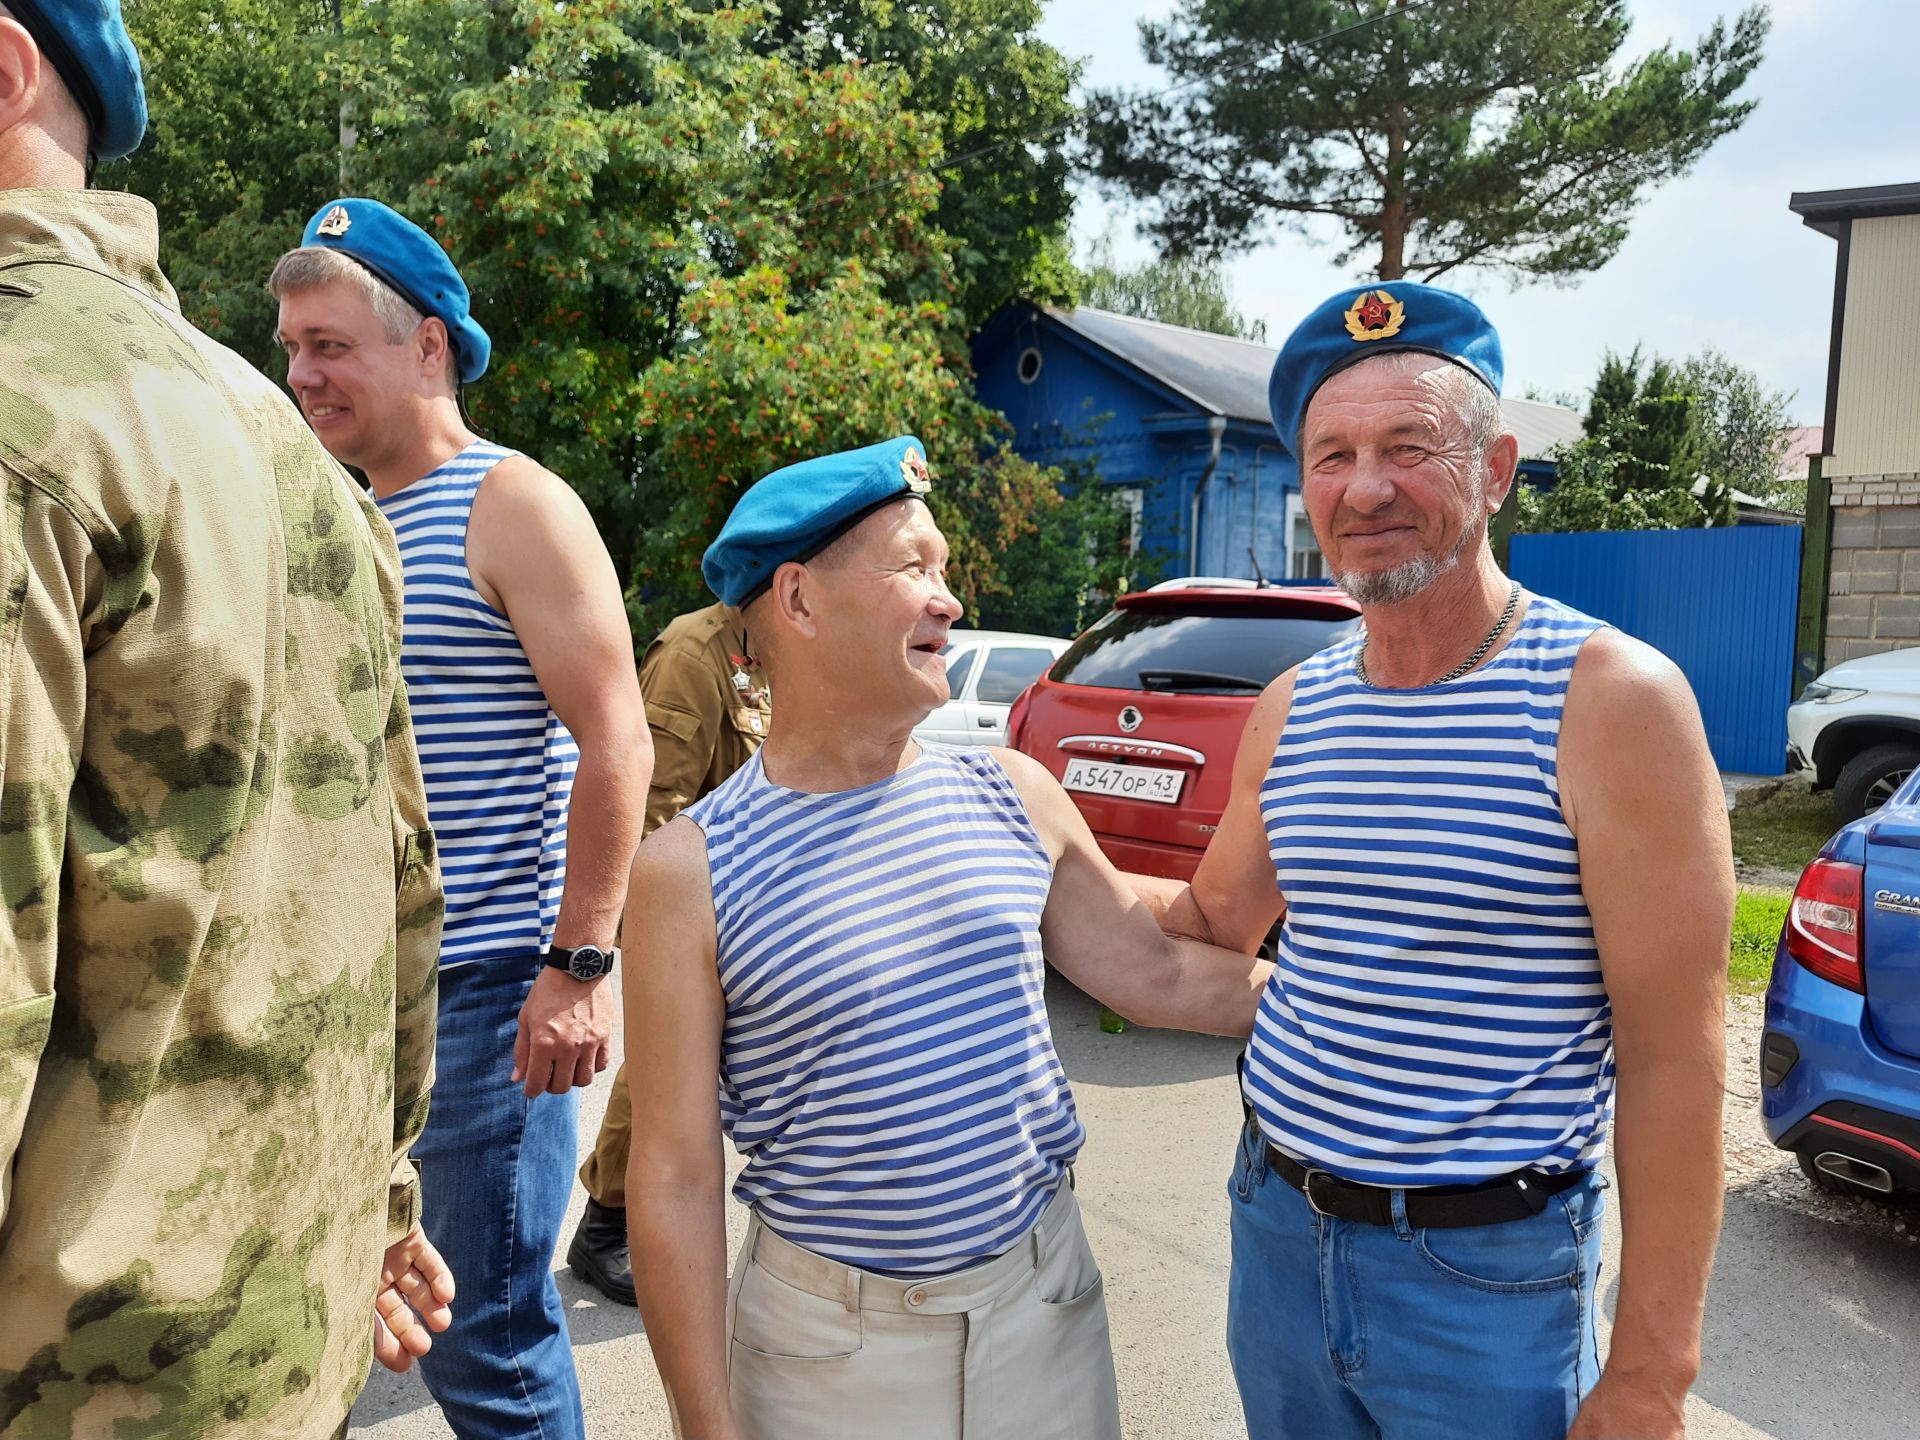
[350,974,1920,1440]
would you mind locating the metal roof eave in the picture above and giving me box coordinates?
[1789,180,1920,238]
[1027,307,1225,419]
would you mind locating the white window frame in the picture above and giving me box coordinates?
[1285,492,1327,580]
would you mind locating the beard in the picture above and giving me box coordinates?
[1332,517,1478,606]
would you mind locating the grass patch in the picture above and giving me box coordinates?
[1730,889,1791,995]
[1730,779,1838,877]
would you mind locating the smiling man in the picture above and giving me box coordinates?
[269,198,651,1440]
[1146,283,1735,1440]
[621,436,1271,1440]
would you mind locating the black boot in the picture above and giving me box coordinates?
[567,1198,637,1307]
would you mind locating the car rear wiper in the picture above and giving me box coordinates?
[1137,669,1265,693]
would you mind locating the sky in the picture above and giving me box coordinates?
[1033,0,1918,424]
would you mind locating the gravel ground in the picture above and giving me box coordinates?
[1721,991,1919,1245]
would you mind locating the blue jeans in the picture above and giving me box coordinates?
[413,959,584,1440]
[1226,1121,1605,1440]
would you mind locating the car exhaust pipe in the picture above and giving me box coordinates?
[1813,1151,1895,1194]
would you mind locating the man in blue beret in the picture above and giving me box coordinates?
[270,201,653,1440]
[1143,282,1734,1440]
[1,4,456,1436]
[617,435,1272,1440]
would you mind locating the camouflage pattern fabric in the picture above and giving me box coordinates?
[0,189,443,1438]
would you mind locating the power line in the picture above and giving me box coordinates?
[791,0,1463,218]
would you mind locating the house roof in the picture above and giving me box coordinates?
[1778,424,1824,481]
[1789,180,1920,238]
[1040,304,1585,460]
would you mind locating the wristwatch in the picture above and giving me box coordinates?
[542,943,620,982]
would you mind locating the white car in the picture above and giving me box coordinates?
[915,629,1070,747]
[1788,648,1920,822]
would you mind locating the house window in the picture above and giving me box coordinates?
[1113,486,1144,553]
[1286,493,1326,580]
[1017,347,1044,384]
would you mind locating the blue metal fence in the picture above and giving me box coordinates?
[1509,526,1803,775]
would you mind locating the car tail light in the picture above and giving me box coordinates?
[1005,683,1037,754]
[1785,858,1865,993]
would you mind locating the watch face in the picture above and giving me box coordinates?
[568,945,613,980]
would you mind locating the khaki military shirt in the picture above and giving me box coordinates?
[0,190,443,1438]
[641,603,770,833]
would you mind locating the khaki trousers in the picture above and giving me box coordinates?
[578,1059,631,1208]
[725,1182,1122,1440]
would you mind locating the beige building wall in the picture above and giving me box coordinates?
[1826,213,1920,482]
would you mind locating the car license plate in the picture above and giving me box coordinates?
[1060,757,1186,806]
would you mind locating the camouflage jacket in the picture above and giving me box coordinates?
[0,189,443,1438]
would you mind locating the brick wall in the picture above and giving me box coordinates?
[1827,496,1920,661]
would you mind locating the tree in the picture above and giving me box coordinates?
[1584,347,1711,510]
[759,0,1081,326]
[108,0,1116,646]
[1518,344,1791,533]
[1517,431,1711,535]
[1077,231,1267,340]
[112,0,342,352]
[1085,0,1769,283]
[1681,348,1795,507]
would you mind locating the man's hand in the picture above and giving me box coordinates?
[1567,1368,1689,1439]
[513,966,615,1097]
[372,1226,455,1373]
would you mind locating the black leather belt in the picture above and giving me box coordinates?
[1262,1139,1587,1229]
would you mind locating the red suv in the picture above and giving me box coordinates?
[1008,582,1363,880]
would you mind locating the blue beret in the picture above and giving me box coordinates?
[12,0,146,161]
[703,436,934,607]
[1268,282,1503,455]
[300,197,492,384]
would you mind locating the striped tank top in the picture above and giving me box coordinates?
[1247,593,1612,1186]
[686,745,1082,1276]
[375,442,577,967]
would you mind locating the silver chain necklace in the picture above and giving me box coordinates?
[1355,580,1522,689]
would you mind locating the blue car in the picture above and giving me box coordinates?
[1763,774,1920,1200]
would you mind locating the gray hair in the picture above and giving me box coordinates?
[268,246,427,345]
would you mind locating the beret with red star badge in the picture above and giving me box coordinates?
[1267,281,1504,455]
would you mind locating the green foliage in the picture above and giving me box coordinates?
[111,0,343,357]
[109,0,1105,647]
[1085,0,1769,282]
[1521,343,1794,534]
[1517,428,1711,534]
[1585,347,1710,504]
[1076,230,1266,340]
[1731,779,1837,878]
[1729,889,1788,994]
[965,463,1140,638]
[1683,348,1796,508]
[760,0,1081,326]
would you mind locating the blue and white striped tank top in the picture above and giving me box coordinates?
[686,745,1082,1276]
[1247,593,1612,1185]
[375,442,577,967]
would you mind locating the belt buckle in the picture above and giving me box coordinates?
[1302,1167,1336,1218]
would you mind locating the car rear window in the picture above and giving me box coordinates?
[976,647,1057,704]
[1049,605,1361,694]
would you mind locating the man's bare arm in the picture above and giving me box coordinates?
[622,818,740,1440]
[994,749,1271,1037]
[1560,630,1732,1440]
[1140,668,1297,953]
[470,456,653,1095]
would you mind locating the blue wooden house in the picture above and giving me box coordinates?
[971,301,1587,584]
